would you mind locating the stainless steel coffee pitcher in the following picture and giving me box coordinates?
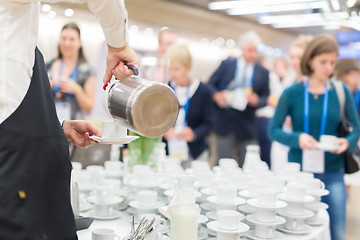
[104,75,179,138]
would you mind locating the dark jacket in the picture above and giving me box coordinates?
[208,57,269,140]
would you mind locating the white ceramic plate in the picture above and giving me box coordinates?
[206,221,250,234]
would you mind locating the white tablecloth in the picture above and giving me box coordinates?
[77,210,330,240]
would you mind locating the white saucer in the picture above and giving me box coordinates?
[198,227,208,239]
[238,204,256,215]
[245,229,283,240]
[159,183,174,190]
[83,209,122,220]
[129,200,163,210]
[277,208,314,219]
[128,179,159,189]
[89,135,138,144]
[207,227,217,236]
[87,196,124,205]
[307,189,329,197]
[277,224,312,235]
[238,190,256,199]
[207,196,246,206]
[306,202,329,211]
[317,143,340,152]
[247,199,287,209]
[206,221,250,234]
[198,214,209,224]
[79,203,92,212]
[206,211,245,222]
[278,193,315,203]
[200,188,213,196]
[200,202,216,211]
[164,190,201,199]
[246,214,286,226]
[306,216,327,226]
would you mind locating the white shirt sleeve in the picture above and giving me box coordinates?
[0,0,128,125]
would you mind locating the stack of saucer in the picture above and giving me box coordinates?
[207,210,250,240]
[85,185,124,220]
[245,189,286,240]
[303,178,329,226]
[277,182,315,234]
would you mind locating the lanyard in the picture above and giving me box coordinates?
[54,60,79,99]
[354,89,360,111]
[235,61,254,88]
[304,78,329,136]
[172,82,191,126]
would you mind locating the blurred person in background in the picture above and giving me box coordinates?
[335,59,360,118]
[288,34,313,82]
[141,28,177,82]
[46,23,96,120]
[0,0,138,239]
[208,31,269,167]
[270,35,360,240]
[163,44,214,168]
[256,57,290,168]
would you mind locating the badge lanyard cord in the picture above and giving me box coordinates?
[54,60,79,100]
[172,82,190,127]
[304,78,329,137]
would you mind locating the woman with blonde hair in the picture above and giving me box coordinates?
[163,44,214,167]
[270,34,360,240]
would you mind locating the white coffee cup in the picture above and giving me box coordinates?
[96,186,114,202]
[95,204,115,217]
[102,121,127,139]
[217,185,237,203]
[138,190,157,208]
[266,177,285,193]
[303,178,325,195]
[255,208,277,223]
[254,224,276,239]
[285,217,306,231]
[285,163,301,173]
[320,135,338,147]
[104,161,122,175]
[92,228,120,240]
[176,176,196,190]
[104,180,121,195]
[248,180,267,198]
[296,172,314,181]
[257,188,278,207]
[230,174,249,190]
[219,158,238,171]
[286,182,305,201]
[210,178,229,195]
[285,201,305,216]
[217,210,240,231]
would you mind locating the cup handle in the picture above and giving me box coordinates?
[159,218,167,225]
[320,181,325,190]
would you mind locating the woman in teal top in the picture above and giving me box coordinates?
[270,35,360,240]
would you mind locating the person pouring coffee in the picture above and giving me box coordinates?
[0,0,139,239]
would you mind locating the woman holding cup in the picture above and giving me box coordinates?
[269,35,360,240]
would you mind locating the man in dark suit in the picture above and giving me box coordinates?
[208,31,269,167]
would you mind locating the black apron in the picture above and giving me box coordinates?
[0,48,77,240]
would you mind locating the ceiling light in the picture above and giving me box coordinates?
[47,10,57,18]
[64,8,74,17]
[209,0,325,10]
[259,12,349,24]
[227,2,327,15]
[330,0,340,11]
[41,4,52,13]
[347,0,357,8]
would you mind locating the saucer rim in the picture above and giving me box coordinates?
[87,195,124,205]
[245,229,283,240]
[129,200,164,210]
[247,198,287,209]
[277,224,312,235]
[276,208,314,219]
[278,193,315,203]
[89,135,138,144]
[246,214,286,226]
[206,221,250,234]
[207,195,246,206]
[82,209,122,220]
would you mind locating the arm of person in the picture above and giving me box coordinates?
[73,76,96,113]
[256,71,270,108]
[208,60,228,108]
[191,89,214,142]
[341,84,360,152]
[268,89,303,149]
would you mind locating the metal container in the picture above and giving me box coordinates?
[105,76,179,138]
